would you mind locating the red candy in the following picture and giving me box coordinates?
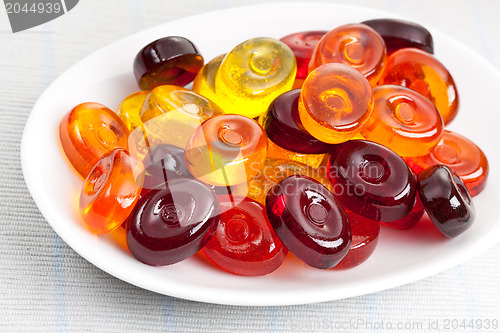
[280,31,326,80]
[202,196,287,276]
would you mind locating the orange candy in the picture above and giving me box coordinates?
[309,23,387,86]
[298,63,373,144]
[405,130,489,196]
[79,149,142,234]
[361,85,444,157]
[379,48,459,125]
[184,114,268,186]
[59,102,129,178]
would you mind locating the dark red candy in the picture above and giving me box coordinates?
[126,178,219,266]
[134,36,204,90]
[202,196,287,276]
[380,195,425,230]
[280,31,327,79]
[262,89,334,154]
[266,175,351,269]
[417,165,474,238]
[328,140,417,222]
[142,144,190,184]
[333,209,380,269]
[362,18,434,55]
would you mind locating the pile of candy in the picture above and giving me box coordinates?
[59,18,488,276]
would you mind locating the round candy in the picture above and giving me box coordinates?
[80,149,141,234]
[126,178,220,266]
[417,165,475,238]
[362,18,434,55]
[333,209,380,269]
[214,37,297,118]
[266,175,351,269]
[280,31,326,80]
[328,140,417,222]
[379,48,459,124]
[309,23,387,86]
[405,130,489,197]
[361,85,444,157]
[202,196,287,276]
[116,91,149,131]
[192,54,225,107]
[184,114,268,186]
[59,102,129,178]
[381,196,425,230]
[298,63,373,144]
[134,36,204,90]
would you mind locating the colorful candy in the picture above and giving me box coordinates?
[192,54,225,106]
[59,102,129,178]
[116,91,149,131]
[202,196,287,276]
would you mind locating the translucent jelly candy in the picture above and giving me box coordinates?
[298,63,373,144]
[116,91,149,131]
[266,175,351,269]
[202,196,287,276]
[60,102,129,178]
[333,209,380,269]
[405,130,489,196]
[280,31,326,80]
[328,140,417,222]
[379,48,459,124]
[247,158,332,205]
[134,36,204,90]
[214,37,297,118]
[309,23,386,86]
[266,140,324,169]
[192,54,225,107]
[361,85,444,157]
[126,178,220,266]
[362,18,434,55]
[417,165,474,238]
[184,114,268,186]
[80,149,141,234]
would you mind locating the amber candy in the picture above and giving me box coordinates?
[192,54,225,107]
[116,91,149,131]
[309,23,387,86]
[379,48,459,124]
[60,102,129,178]
[361,85,444,157]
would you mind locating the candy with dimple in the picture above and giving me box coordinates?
[417,165,475,238]
[134,36,204,90]
[361,85,444,157]
[59,102,129,178]
[379,48,459,125]
[116,91,149,132]
[309,23,387,86]
[299,63,373,144]
[202,196,287,276]
[328,140,417,222]
[362,18,434,55]
[126,178,220,266]
[80,149,141,234]
[405,130,488,196]
[214,37,297,118]
[192,54,225,107]
[266,175,351,269]
[184,114,268,186]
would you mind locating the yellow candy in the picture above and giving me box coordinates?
[192,54,225,108]
[116,91,149,131]
[266,139,324,169]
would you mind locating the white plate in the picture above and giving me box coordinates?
[21,3,500,306]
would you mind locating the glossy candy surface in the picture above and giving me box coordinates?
[266,140,324,169]
[80,149,141,234]
[362,18,434,55]
[361,85,444,157]
[60,102,129,178]
[405,130,489,196]
[117,91,149,131]
[134,36,204,90]
[192,54,225,106]
[333,209,380,269]
[214,37,297,118]
[299,63,373,143]
[202,196,287,276]
[328,140,417,222]
[184,114,268,186]
[309,23,387,86]
[142,144,191,188]
[266,175,351,269]
[280,31,326,80]
[381,196,425,230]
[126,178,219,266]
[417,165,475,238]
[379,48,459,124]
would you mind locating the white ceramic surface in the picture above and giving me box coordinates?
[21,3,500,306]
